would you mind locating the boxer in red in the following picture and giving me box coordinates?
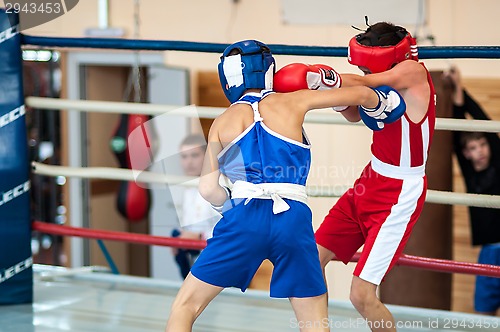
[275,21,436,332]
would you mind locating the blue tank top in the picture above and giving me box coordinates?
[217,90,311,185]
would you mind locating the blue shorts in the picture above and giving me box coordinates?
[475,244,500,313]
[190,199,327,298]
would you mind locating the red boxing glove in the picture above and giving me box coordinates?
[274,63,310,92]
[274,63,342,93]
[274,63,347,111]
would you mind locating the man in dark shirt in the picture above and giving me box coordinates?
[447,67,500,315]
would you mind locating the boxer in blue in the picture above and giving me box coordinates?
[165,40,405,332]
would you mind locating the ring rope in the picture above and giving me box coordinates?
[31,221,500,278]
[26,96,500,133]
[32,161,195,186]
[32,162,500,209]
[32,221,205,250]
[20,35,500,59]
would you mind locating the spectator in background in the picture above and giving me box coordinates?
[171,134,219,279]
[446,66,500,316]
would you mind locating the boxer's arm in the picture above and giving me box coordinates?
[291,85,405,130]
[199,120,229,209]
[342,60,427,90]
[293,86,379,112]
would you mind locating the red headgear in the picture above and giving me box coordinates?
[348,28,418,73]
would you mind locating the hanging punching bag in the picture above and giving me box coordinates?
[110,113,151,222]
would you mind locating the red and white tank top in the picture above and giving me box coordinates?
[371,64,436,169]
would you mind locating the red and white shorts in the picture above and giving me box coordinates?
[315,161,427,285]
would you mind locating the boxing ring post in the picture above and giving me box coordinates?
[0,10,32,305]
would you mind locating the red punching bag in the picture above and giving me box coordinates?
[110,113,151,222]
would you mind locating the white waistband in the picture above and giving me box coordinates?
[371,155,425,180]
[231,180,308,214]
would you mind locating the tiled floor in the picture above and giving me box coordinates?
[0,266,499,331]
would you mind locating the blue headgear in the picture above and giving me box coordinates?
[218,40,276,103]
